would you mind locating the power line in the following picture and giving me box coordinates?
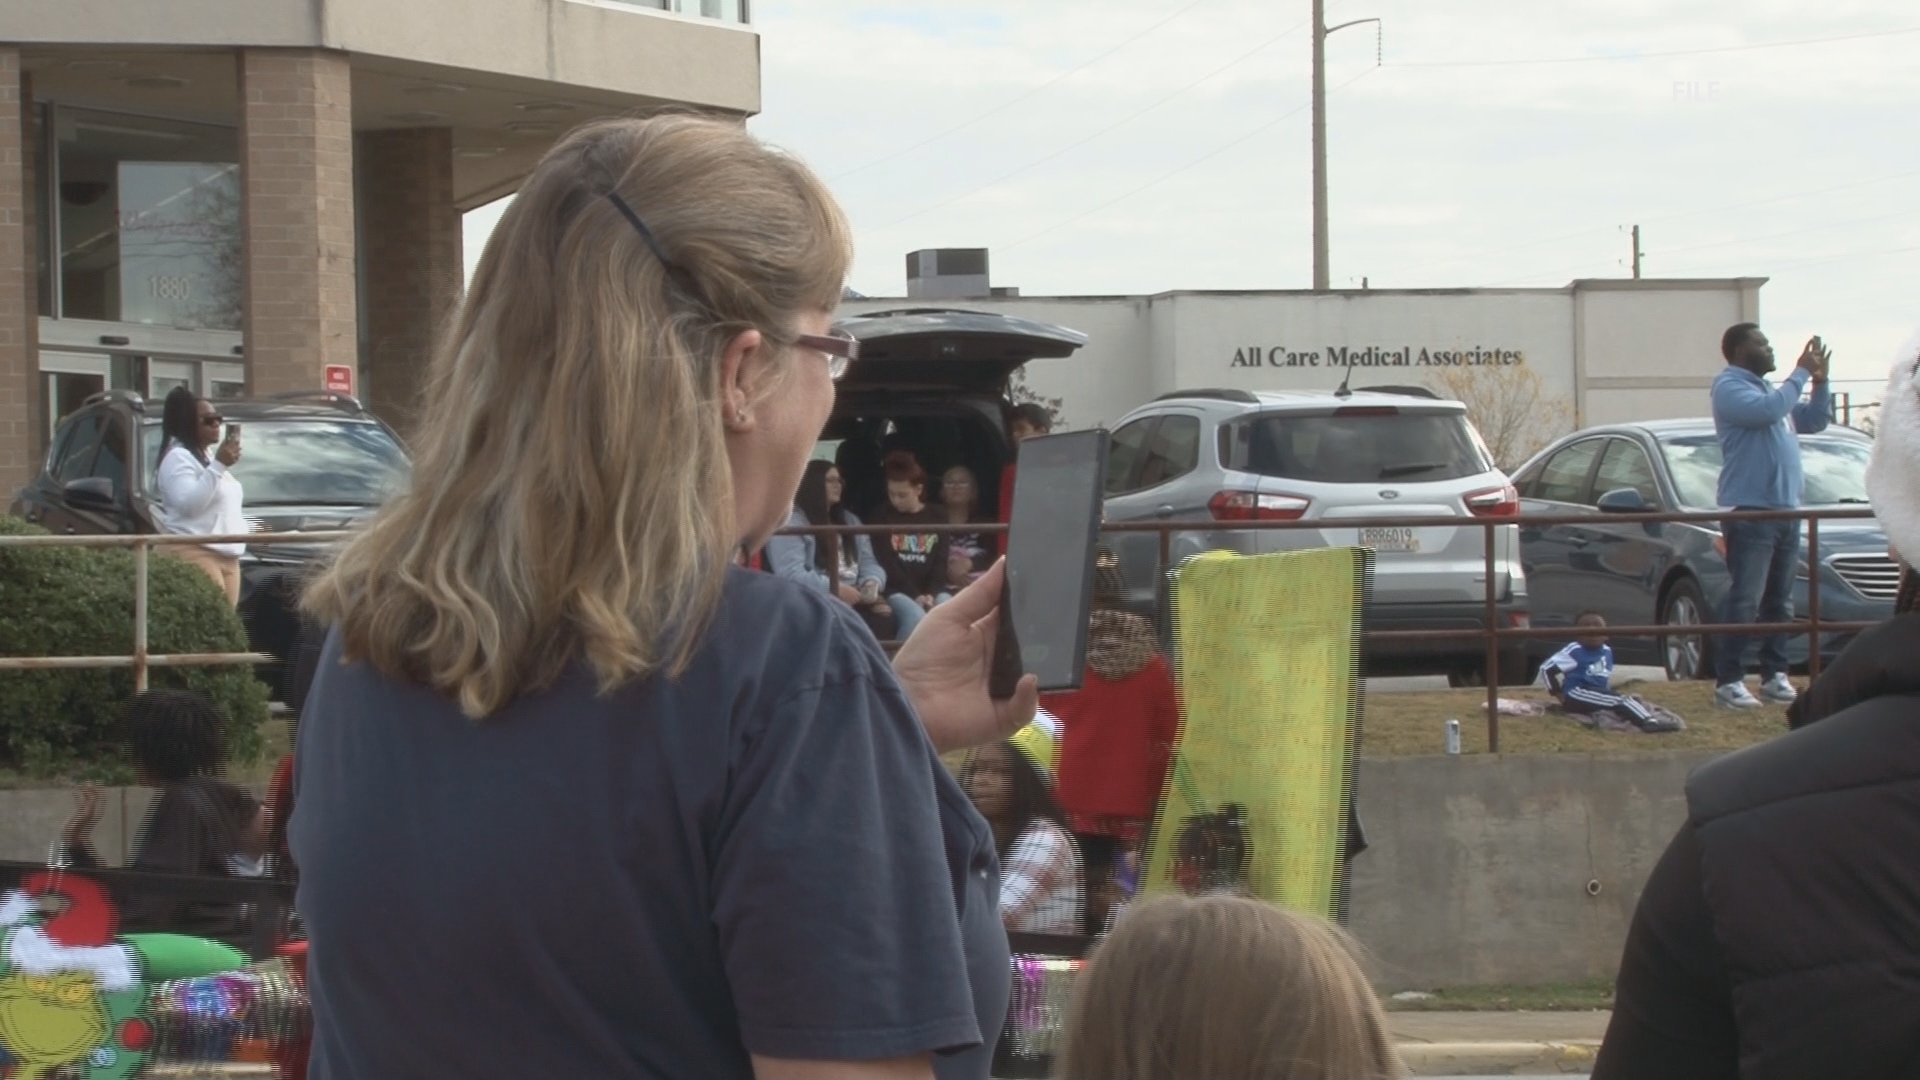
[866,16,1312,233]
[1649,206,1920,261]
[1386,24,1920,68]
[1003,68,1378,252]
[1369,166,1920,282]
[1476,230,1920,289]
[827,0,1210,182]
[1755,241,1920,273]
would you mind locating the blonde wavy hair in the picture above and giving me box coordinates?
[1057,893,1403,1080]
[302,115,852,718]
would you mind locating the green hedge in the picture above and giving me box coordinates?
[0,514,271,779]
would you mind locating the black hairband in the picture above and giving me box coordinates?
[605,190,677,270]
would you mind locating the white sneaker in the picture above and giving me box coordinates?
[1715,682,1763,709]
[1760,673,1798,704]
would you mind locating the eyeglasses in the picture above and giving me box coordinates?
[199,414,224,426]
[793,329,860,381]
[604,192,861,380]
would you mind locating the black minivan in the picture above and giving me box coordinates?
[822,308,1088,524]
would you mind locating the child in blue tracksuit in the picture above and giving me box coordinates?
[1540,612,1677,731]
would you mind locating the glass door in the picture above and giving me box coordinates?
[39,351,110,452]
[148,359,196,402]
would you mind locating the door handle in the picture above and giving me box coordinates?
[1155,505,1175,519]
[64,526,76,535]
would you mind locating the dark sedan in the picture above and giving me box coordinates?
[1511,419,1891,680]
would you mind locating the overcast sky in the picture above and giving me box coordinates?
[465,0,1920,407]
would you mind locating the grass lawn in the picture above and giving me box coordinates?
[1383,979,1615,1012]
[4,675,1796,789]
[1361,677,1793,758]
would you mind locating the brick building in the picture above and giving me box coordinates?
[0,0,758,491]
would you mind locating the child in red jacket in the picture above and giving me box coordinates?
[1040,549,1178,935]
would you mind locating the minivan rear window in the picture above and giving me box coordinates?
[1236,411,1492,484]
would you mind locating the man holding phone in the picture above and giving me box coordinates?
[1709,324,1831,709]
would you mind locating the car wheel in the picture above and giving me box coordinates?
[1661,578,1712,681]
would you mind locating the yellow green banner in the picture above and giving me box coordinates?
[1141,546,1371,918]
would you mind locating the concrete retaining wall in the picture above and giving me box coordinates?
[1349,751,1723,989]
[0,787,158,867]
[4,751,1722,990]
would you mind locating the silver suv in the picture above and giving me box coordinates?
[1100,387,1530,683]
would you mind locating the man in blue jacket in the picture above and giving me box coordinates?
[1709,323,1830,709]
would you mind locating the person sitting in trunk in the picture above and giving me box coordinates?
[868,449,950,640]
[938,465,994,581]
[61,690,268,950]
[765,459,895,640]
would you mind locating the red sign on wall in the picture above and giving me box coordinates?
[323,365,354,395]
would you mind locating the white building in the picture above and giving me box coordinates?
[842,275,1766,435]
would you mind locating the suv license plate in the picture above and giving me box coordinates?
[1359,527,1419,553]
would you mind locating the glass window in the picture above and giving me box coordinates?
[1105,418,1157,495]
[89,415,132,502]
[49,412,105,484]
[1533,439,1603,505]
[31,104,52,318]
[1801,437,1872,505]
[1660,434,1870,509]
[1593,440,1660,506]
[1136,414,1201,489]
[227,420,411,506]
[1242,411,1493,484]
[57,108,240,330]
[604,0,748,20]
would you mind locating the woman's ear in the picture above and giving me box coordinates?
[718,327,767,432]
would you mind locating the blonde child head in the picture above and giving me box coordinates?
[1057,892,1401,1080]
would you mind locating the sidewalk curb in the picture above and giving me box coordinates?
[1398,1039,1600,1076]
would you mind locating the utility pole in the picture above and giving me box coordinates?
[1631,224,1643,279]
[1312,5,1380,292]
[1311,0,1329,291]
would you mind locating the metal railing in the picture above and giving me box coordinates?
[0,530,350,691]
[0,508,1884,751]
[783,505,1882,751]
[0,859,296,961]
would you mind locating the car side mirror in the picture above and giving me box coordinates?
[61,476,116,512]
[1595,487,1650,513]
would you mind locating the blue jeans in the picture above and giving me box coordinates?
[887,592,954,640]
[1714,517,1799,686]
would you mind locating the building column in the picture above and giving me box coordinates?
[356,128,460,439]
[0,49,36,493]
[238,49,357,397]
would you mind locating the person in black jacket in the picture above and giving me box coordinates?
[1594,338,1920,1080]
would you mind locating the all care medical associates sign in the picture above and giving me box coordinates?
[1228,342,1528,369]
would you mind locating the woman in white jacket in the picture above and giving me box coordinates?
[155,386,246,604]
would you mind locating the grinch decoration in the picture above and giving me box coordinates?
[0,873,153,1080]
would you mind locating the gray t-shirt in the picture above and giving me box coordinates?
[290,567,1008,1078]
